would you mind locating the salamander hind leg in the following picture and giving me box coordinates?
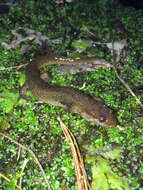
[60,100,73,112]
[60,100,81,115]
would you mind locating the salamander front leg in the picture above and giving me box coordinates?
[19,81,31,101]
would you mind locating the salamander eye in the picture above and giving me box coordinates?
[99,115,106,122]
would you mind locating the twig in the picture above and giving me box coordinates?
[0,173,22,189]
[115,70,143,108]
[19,158,29,189]
[58,117,83,189]
[17,147,21,162]
[0,63,27,71]
[57,117,92,190]
[112,41,143,109]
[68,129,92,190]
[0,132,52,190]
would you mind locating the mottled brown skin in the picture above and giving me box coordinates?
[23,56,117,127]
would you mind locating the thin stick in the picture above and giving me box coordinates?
[0,132,52,190]
[112,41,143,109]
[17,147,21,161]
[58,117,83,189]
[115,70,143,108]
[0,63,27,71]
[19,158,29,188]
[57,117,92,190]
[68,129,92,190]
[0,173,22,189]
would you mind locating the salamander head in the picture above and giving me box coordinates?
[81,108,117,127]
[94,109,117,127]
[80,100,117,127]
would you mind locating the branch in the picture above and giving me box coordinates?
[0,132,52,190]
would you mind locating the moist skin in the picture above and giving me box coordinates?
[22,56,117,127]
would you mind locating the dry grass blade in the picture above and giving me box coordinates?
[57,117,92,190]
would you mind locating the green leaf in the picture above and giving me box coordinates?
[92,166,109,190]
[107,173,130,190]
[87,155,129,190]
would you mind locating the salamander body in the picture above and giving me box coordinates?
[24,56,117,127]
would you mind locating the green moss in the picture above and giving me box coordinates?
[0,0,143,189]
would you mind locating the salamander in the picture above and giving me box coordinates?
[21,56,117,127]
